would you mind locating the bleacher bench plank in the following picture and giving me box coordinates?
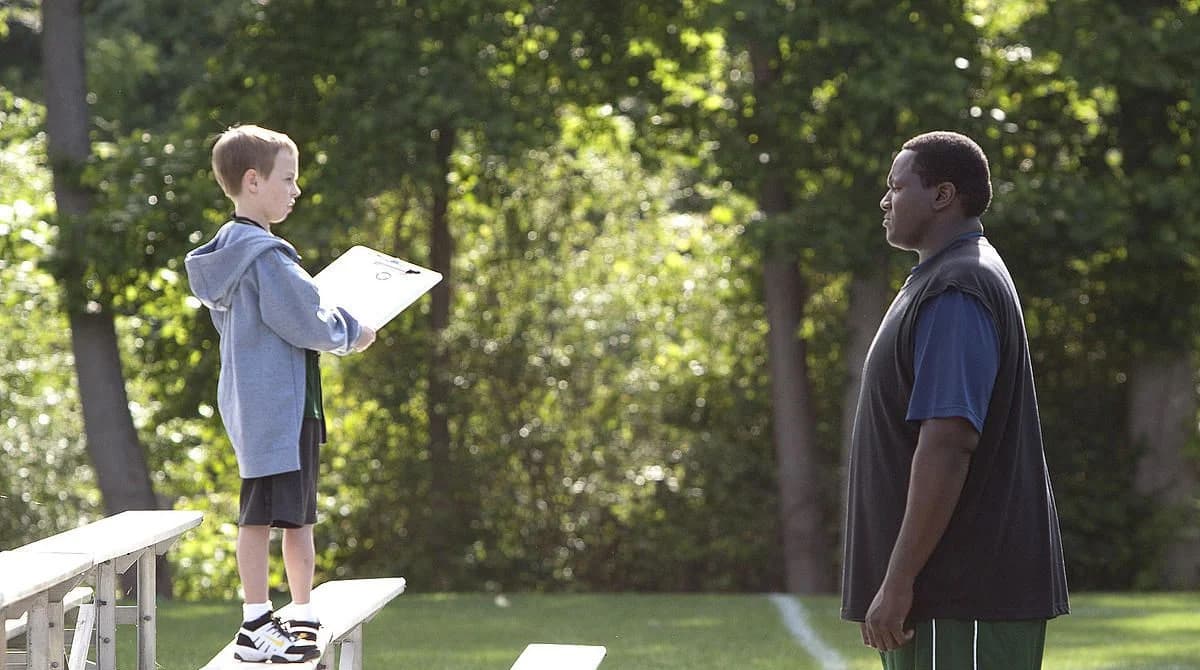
[14,510,203,562]
[509,644,607,670]
[0,552,92,611]
[202,577,407,670]
[14,509,204,670]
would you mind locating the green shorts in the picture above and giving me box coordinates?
[880,619,1046,670]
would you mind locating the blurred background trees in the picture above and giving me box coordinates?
[2,0,1197,596]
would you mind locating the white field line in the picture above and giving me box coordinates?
[768,594,847,670]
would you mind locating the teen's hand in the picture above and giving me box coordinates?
[353,325,377,352]
[862,577,915,651]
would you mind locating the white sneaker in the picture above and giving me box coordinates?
[283,618,321,645]
[233,611,319,663]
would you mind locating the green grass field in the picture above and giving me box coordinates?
[118,592,1200,669]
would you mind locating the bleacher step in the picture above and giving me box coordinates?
[200,577,406,670]
[509,643,607,670]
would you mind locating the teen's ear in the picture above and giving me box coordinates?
[932,181,957,212]
[241,168,259,194]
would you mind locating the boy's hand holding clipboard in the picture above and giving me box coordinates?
[313,245,442,332]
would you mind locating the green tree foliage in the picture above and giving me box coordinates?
[318,112,782,590]
[187,0,598,588]
[3,0,1197,593]
[0,91,98,542]
[601,0,993,591]
[970,0,1200,587]
[975,0,1200,345]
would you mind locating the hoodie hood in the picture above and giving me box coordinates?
[184,221,298,310]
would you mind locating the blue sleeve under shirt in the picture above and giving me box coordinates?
[906,289,1000,433]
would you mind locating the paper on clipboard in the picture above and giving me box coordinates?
[313,245,442,331]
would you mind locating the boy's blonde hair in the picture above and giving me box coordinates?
[211,125,298,197]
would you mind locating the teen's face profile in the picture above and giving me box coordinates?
[879,149,935,252]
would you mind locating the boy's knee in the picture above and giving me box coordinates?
[282,524,314,538]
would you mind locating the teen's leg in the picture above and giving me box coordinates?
[879,620,969,670]
[282,524,316,605]
[976,619,1047,669]
[237,524,272,604]
[881,619,1046,670]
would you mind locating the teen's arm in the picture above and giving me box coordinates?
[861,417,977,651]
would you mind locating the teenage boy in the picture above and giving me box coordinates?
[185,124,376,663]
[842,131,1069,669]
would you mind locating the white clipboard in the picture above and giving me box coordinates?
[312,245,442,330]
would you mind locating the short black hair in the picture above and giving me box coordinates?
[902,131,992,218]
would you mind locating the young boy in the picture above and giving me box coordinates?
[185,125,376,663]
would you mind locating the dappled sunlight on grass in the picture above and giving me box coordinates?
[800,594,890,670]
[144,592,1200,670]
[118,600,241,669]
[382,593,816,670]
[153,593,825,669]
[799,592,1200,670]
[646,614,725,629]
[1043,593,1200,669]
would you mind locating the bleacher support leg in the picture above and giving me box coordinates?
[337,626,364,670]
[27,592,50,670]
[136,552,155,670]
[96,562,117,670]
[69,603,96,670]
[48,597,66,670]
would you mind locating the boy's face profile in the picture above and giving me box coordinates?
[242,149,301,224]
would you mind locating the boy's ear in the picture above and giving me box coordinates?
[241,168,259,193]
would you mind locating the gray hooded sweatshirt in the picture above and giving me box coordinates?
[185,221,361,478]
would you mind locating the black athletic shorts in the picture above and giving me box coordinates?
[238,418,323,528]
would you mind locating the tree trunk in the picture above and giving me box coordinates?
[42,0,166,594]
[749,38,832,594]
[65,314,159,516]
[763,258,834,593]
[1130,351,1200,588]
[426,123,457,588]
[1108,27,1200,589]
